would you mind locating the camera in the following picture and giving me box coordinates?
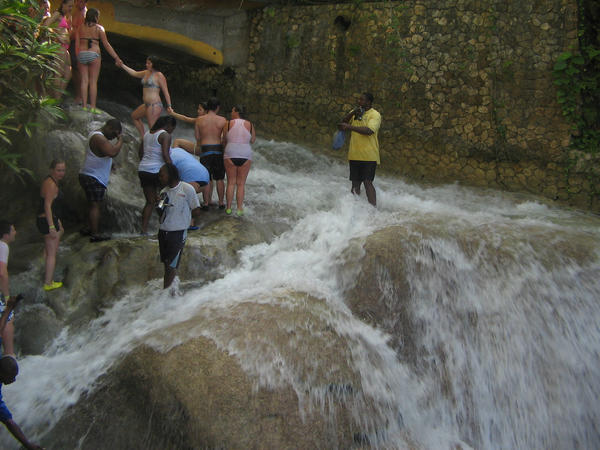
[354,107,365,120]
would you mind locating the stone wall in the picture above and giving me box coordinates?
[172,0,599,210]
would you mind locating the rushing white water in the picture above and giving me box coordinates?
[2,122,600,449]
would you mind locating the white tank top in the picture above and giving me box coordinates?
[80,131,113,187]
[139,129,167,173]
[224,119,253,160]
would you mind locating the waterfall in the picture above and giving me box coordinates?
[2,114,599,449]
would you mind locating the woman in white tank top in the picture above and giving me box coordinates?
[223,105,256,216]
[138,116,175,234]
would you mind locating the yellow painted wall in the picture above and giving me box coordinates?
[89,1,223,64]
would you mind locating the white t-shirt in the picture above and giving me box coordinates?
[158,181,200,231]
[0,241,8,264]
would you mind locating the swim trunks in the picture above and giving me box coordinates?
[158,229,187,269]
[349,160,377,182]
[78,50,100,65]
[138,171,160,188]
[199,145,225,180]
[79,173,107,202]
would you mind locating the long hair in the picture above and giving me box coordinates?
[84,7,99,24]
[146,55,160,72]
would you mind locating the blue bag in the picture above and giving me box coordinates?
[332,130,347,150]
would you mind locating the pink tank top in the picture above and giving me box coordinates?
[58,15,70,49]
[224,119,253,160]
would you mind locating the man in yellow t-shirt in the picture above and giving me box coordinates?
[339,92,381,206]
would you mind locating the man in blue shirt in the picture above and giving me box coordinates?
[0,297,43,449]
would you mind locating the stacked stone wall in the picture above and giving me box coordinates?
[177,0,599,210]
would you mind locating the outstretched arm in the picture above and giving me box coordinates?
[120,64,145,79]
[99,27,122,66]
[168,109,195,124]
[2,418,44,450]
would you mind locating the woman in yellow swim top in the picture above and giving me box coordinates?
[120,56,173,138]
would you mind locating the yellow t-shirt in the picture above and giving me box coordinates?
[348,108,381,164]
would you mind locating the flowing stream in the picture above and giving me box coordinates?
[2,115,600,449]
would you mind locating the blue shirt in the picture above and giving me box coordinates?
[170,147,209,184]
[0,384,12,421]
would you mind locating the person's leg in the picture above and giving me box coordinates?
[87,56,101,109]
[235,161,252,211]
[141,185,157,234]
[146,104,162,129]
[78,62,89,109]
[364,180,377,206]
[216,179,225,207]
[131,104,147,138]
[89,201,101,235]
[202,184,210,206]
[224,158,237,210]
[164,264,176,289]
[351,180,362,196]
[43,233,59,285]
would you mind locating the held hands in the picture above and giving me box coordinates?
[338,123,351,131]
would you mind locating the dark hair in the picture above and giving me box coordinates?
[151,116,176,132]
[207,97,220,112]
[146,55,160,72]
[362,92,374,104]
[0,221,13,237]
[161,163,180,184]
[0,356,18,379]
[232,105,246,118]
[105,118,122,133]
[50,159,65,169]
[58,0,72,16]
[85,7,99,24]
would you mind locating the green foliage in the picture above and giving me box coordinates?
[553,46,600,153]
[0,0,65,175]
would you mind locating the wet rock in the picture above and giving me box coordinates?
[14,304,62,355]
[44,296,376,449]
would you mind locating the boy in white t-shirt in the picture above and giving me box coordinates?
[0,221,17,356]
[156,164,203,289]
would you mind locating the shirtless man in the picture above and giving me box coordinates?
[195,97,227,208]
[69,0,87,105]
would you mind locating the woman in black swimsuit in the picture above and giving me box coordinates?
[37,160,66,291]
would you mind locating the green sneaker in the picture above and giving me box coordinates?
[236,209,244,217]
[225,208,232,215]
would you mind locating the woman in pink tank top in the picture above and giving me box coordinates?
[223,105,256,216]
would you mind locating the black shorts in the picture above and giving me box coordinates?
[158,229,187,269]
[79,174,107,202]
[36,216,61,235]
[200,148,225,181]
[138,171,160,188]
[349,160,377,182]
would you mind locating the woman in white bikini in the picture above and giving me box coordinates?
[75,8,122,112]
[120,56,173,138]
